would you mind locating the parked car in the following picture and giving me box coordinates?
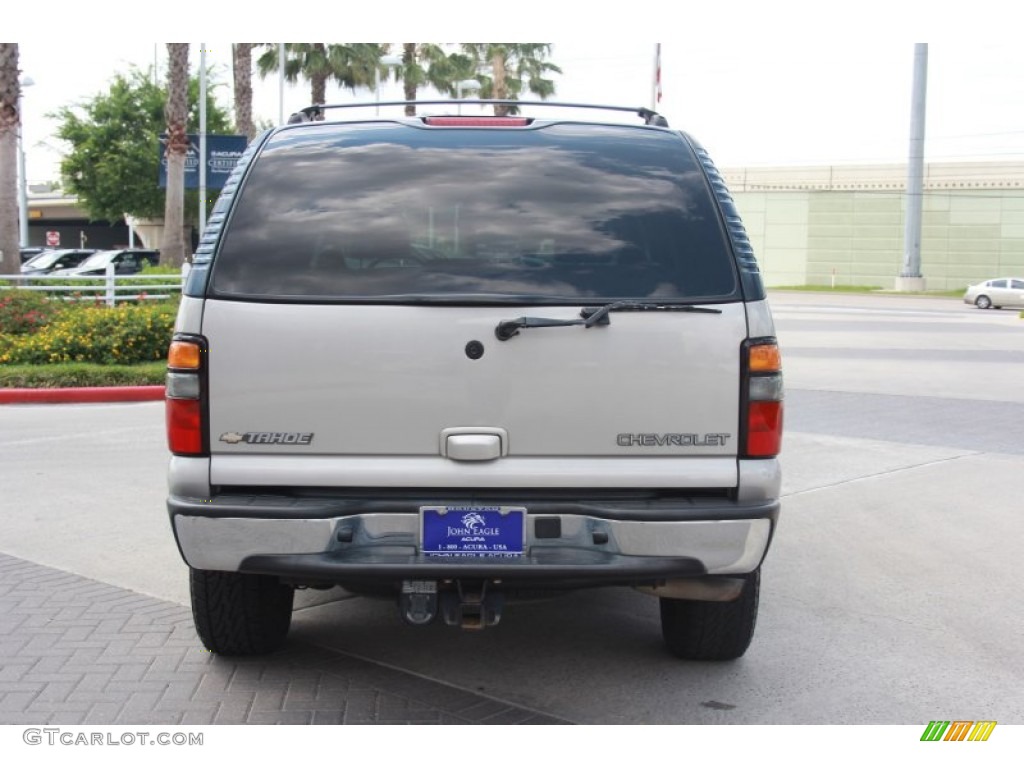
[20,249,96,275]
[20,247,50,263]
[963,277,1024,309]
[166,101,783,661]
[52,249,160,277]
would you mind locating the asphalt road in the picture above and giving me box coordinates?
[1,291,1022,725]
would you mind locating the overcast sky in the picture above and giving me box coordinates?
[11,3,1024,184]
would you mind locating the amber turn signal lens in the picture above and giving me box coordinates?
[168,341,202,370]
[749,344,781,373]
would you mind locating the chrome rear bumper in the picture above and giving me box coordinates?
[170,496,777,582]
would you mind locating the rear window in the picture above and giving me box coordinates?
[209,122,738,302]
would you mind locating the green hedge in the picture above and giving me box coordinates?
[25,264,185,295]
[0,361,166,388]
[0,302,177,365]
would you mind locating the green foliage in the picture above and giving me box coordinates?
[0,361,166,388]
[770,284,885,293]
[0,302,177,365]
[460,44,561,112]
[770,285,966,297]
[380,43,560,116]
[0,290,65,335]
[256,44,382,104]
[54,69,232,223]
[26,267,184,297]
[140,263,185,276]
[386,44,465,112]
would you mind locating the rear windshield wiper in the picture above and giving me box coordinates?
[495,301,722,341]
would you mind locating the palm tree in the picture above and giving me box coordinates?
[392,44,462,116]
[257,44,381,110]
[161,44,189,268]
[0,43,20,274]
[232,43,256,140]
[461,44,561,116]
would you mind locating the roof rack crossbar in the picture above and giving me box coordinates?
[287,100,669,127]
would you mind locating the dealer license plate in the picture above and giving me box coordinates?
[420,506,525,557]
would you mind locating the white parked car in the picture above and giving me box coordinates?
[963,277,1024,309]
[51,248,160,277]
[165,101,784,661]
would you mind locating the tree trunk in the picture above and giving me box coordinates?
[232,43,255,141]
[0,43,20,275]
[403,43,417,116]
[162,43,189,268]
[311,74,327,107]
[311,43,327,111]
[491,52,509,117]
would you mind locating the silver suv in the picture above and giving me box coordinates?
[165,102,783,661]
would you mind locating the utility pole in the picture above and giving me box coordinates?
[897,43,928,292]
[278,43,286,124]
[199,44,207,238]
[651,44,662,111]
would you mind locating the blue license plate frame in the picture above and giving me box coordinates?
[420,506,526,557]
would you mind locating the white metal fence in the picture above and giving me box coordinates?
[0,265,184,307]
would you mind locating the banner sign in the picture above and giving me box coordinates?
[159,134,248,190]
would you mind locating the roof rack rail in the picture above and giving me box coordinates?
[286,100,670,127]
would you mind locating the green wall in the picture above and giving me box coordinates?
[733,189,1024,290]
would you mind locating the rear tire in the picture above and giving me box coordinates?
[659,570,759,661]
[190,568,294,655]
[975,295,992,309]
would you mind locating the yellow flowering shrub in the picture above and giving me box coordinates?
[0,303,177,366]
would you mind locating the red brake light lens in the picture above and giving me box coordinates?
[746,401,783,457]
[423,117,529,127]
[166,398,204,456]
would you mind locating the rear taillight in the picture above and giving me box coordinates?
[166,336,208,456]
[743,340,783,458]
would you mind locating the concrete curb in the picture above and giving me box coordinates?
[0,385,165,405]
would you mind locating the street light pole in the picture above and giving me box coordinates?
[898,43,928,292]
[375,54,403,116]
[199,44,207,238]
[278,43,286,124]
[455,79,480,115]
[17,76,34,248]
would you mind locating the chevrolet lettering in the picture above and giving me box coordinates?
[617,433,732,447]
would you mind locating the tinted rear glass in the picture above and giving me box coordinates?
[209,122,737,302]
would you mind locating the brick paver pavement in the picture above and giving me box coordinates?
[0,553,567,725]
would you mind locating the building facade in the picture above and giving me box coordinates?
[24,192,131,251]
[725,161,1024,290]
